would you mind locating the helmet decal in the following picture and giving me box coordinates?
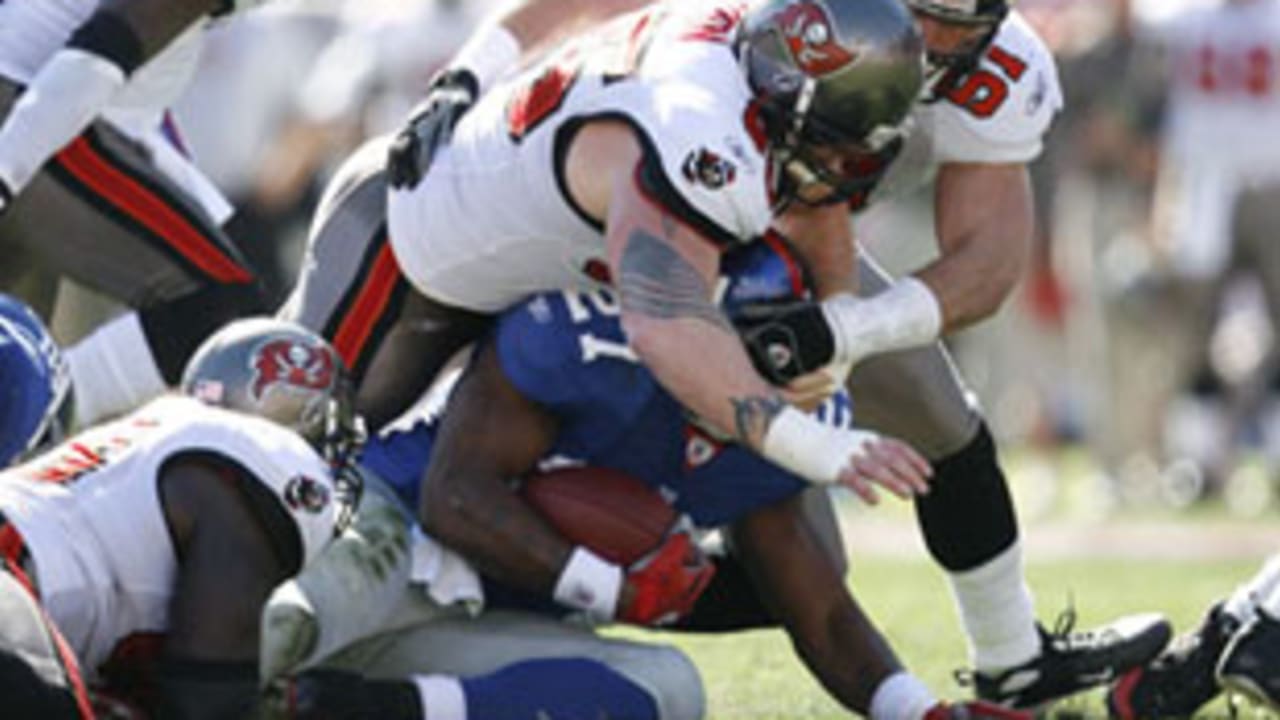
[250,339,336,402]
[283,474,331,515]
[776,1,858,77]
[681,148,738,190]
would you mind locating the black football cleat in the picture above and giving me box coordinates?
[966,609,1172,710]
[1217,608,1280,711]
[1106,603,1239,719]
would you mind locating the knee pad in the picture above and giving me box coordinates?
[139,281,266,383]
[915,422,1018,572]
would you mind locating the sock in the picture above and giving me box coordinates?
[869,672,936,720]
[914,424,1037,672]
[454,658,658,720]
[66,311,166,425]
[414,675,466,720]
[950,543,1040,672]
[1224,553,1280,622]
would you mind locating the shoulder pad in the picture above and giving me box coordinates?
[931,12,1063,164]
[626,46,773,245]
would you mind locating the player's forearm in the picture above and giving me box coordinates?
[624,312,784,449]
[774,203,859,298]
[913,223,1027,333]
[917,162,1033,332]
[420,465,572,596]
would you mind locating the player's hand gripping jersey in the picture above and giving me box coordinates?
[0,395,339,680]
[870,10,1062,204]
[364,245,855,528]
[387,1,774,312]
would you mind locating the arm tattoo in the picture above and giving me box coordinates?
[618,229,733,330]
[731,393,785,446]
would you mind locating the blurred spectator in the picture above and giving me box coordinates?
[1142,0,1280,502]
[1023,0,1168,488]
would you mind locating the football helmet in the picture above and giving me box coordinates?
[720,233,813,312]
[0,294,72,466]
[181,318,364,470]
[905,0,1009,84]
[737,0,924,207]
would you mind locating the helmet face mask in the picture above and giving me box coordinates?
[738,0,924,210]
[904,0,1009,92]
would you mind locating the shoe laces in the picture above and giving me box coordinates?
[1043,602,1122,655]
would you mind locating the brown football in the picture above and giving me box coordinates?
[521,465,676,565]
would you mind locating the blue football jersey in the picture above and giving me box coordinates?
[362,287,855,528]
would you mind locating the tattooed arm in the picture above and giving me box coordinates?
[565,121,933,492]
[565,122,790,450]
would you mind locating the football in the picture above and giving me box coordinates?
[521,465,676,565]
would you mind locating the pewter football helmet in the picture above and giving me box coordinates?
[737,0,924,206]
[181,318,362,464]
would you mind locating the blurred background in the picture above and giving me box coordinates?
[51,0,1280,526]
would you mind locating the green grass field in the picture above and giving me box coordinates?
[615,556,1270,719]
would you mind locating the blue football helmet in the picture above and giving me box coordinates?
[720,232,814,312]
[0,295,73,466]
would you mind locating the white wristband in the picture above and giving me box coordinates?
[553,547,622,622]
[0,49,125,194]
[450,22,521,94]
[822,277,942,365]
[761,405,880,485]
[412,675,467,720]
[869,672,938,720]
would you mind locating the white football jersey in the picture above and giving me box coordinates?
[387,1,773,312]
[872,11,1063,203]
[1150,0,1280,276]
[0,396,339,679]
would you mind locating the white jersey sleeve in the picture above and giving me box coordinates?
[615,38,774,246]
[931,11,1063,165]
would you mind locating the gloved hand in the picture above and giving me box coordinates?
[387,68,479,190]
[618,528,715,626]
[260,669,420,720]
[731,299,836,385]
[922,700,1035,720]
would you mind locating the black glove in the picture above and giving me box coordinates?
[386,68,480,190]
[731,300,836,385]
[260,669,421,720]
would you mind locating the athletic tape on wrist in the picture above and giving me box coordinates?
[823,277,942,363]
[413,675,467,720]
[761,406,879,485]
[553,547,622,621]
[868,672,937,720]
